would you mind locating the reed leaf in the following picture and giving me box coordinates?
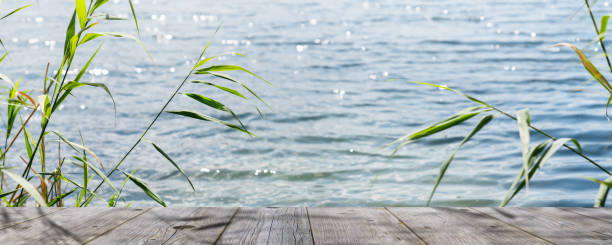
[602,15,610,40]
[90,0,110,14]
[192,56,217,70]
[554,43,612,94]
[391,106,490,146]
[500,138,574,206]
[75,0,87,29]
[75,44,102,82]
[586,176,612,207]
[60,81,116,116]
[1,169,46,206]
[120,170,166,207]
[79,33,103,45]
[427,114,494,206]
[128,0,140,36]
[63,11,77,58]
[0,4,31,20]
[517,109,531,192]
[0,190,17,199]
[0,52,7,64]
[51,130,103,170]
[166,110,253,136]
[151,143,195,191]
[199,72,267,105]
[184,93,226,111]
[47,188,76,207]
[196,65,271,85]
[72,156,118,194]
[191,80,247,99]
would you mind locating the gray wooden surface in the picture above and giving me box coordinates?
[0,207,609,244]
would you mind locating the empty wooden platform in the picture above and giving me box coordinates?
[0,207,610,244]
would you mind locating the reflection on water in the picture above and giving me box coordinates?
[1,0,611,206]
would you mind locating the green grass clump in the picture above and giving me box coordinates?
[0,0,268,207]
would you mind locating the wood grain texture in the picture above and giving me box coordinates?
[388,207,549,245]
[87,207,236,245]
[560,207,612,224]
[217,207,313,245]
[308,207,424,245]
[0,207,611,244]
[0,207,64,230]
[475,207,612,244]
[161,207,238,245]
[0,207,149,245]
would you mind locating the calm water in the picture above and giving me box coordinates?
[1,0,612,206]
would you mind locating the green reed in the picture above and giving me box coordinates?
[388,0,612,207]
[0,0,268,207]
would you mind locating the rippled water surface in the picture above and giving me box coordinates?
[2,0,612,206]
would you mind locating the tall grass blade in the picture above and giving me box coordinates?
[72,156,118,194]
[151,143,195,191]
[191,80,247,99]
[128,0,140,36]
[47,188,76,206]
[197,65,271,85]
[75,0,87,29]
[184,93,226,111]
[60,81,116,117]
[408,81,610,175]
[90,0,110,14]
[0,52,7,64]
[601,15,610,40]
[517,109,531,192]
[198,71,267,105]
[0,5,31,20]
[390,106,490,147]
[192,56,217,70]
[1,169,46,206]
[500,138,573,206]
[586,176,612,207]
[51,130,103,170]
[63,11,77,58]
[427,114,494,206]
[120,170,166,207]
[554,43,612,94]
[79,33,103,45]
[166,110,254,136]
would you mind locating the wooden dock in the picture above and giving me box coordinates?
[0,207,610,244]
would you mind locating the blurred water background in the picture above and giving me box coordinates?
[1,0,612,206]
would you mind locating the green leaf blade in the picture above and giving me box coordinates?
[120,170,166,207]
[75,0,88,29]
[427,114,494,206]
[151,143,195,191]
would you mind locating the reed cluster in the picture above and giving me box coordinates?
[388,0,612,207]
[0,0,267,207]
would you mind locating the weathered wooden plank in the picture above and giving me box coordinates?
[0,207,64,230]
[0,207,149,244]
[152,207,237,245]
[217,207,313,245]
[475,207,612,244]
[308,207,424,245]
[388,207,549,245]
[87,207,237,245]
[560,207,612,224]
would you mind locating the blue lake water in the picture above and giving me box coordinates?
[1,0,612,206]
